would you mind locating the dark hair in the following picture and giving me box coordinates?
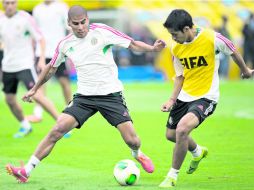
[163,9,194,31]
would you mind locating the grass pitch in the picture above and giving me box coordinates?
[0,80,254,190]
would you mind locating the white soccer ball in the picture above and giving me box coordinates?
[113,159,140,186]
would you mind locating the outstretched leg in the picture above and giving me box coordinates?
[6,113,78,183]
[33,113,77,159]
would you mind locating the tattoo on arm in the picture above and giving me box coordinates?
[43,69,55,83]
[36,67,57,88]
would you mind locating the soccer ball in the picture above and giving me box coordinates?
[113,159,140,186]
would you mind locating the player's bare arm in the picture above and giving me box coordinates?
[22,64,57,102]
[231,51,254,79]
[128,39,166,52]
[161,75,184,112]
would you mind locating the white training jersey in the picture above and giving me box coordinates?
[173,31,235,102]
[0,11,3,50]
[50,23,133,95]
[0,11,42,72]
[33,1,68,58]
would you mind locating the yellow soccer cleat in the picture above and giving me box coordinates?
[186,147,208,174]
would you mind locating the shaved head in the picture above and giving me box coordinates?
[3,0,17,17]
[68,5,89,38]
[68,5,87,20]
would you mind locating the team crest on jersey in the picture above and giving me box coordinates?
[91,37,98,45]
[24,30,30,37]
[68,47,74,52]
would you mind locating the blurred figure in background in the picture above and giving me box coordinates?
[217,15,231,79]
[28,0,72,123]
[242,12,254,69]
[143,26,157,65]
[0,43,3,83]
[114,47,131,66]
[0,10,3,83]
[129,23,146,65]
[0,0,59,138]
[128,23,156,65]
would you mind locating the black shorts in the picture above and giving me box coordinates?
[63,92,132,128]
[0,50,3,69]
[2,69,37,94]
[166,98,217,129]
[36,57,69,78]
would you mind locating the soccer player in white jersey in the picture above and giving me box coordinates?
[6,5,166,183]
[28,0,72,123]
[0,0,59,138]
[158,9,254,188]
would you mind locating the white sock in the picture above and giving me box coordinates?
[167,168,179,180]
[131,149,140,158]
[191,144,202,157]
[25,155,40,176]
[20,120,32,130]
[33,105,43,118]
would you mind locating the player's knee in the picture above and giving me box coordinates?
[48,129,62,142]
[5,96,16,107]
[166,133,176,142]
[176,127,188,139]
[49,124,66,142]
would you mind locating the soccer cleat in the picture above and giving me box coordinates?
[13,128,32,138]
[186,147,208,174]
[26,115,42,123]
[135,153,154,173]
[6,163,29,183]
[159,176,176,188]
